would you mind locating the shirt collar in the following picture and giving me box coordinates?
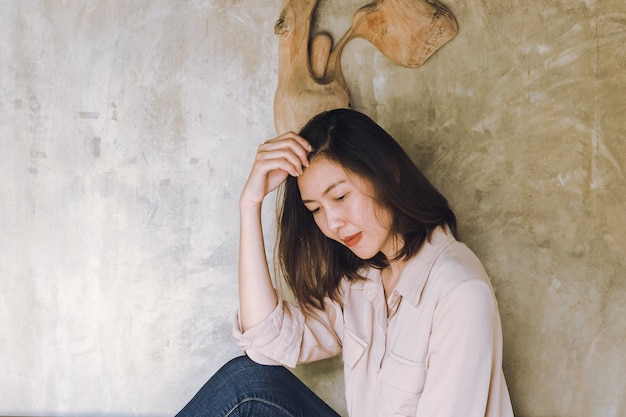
[393,225,455,307]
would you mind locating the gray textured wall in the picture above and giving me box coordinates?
[1,1,624,416]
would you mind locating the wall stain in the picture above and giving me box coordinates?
[92,137,101,158]
[76,111,100,119]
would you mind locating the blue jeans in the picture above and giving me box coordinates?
[175,355,342,417]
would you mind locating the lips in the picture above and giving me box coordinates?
[342,232,362,248]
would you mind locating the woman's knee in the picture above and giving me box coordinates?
[218,355,268,381]
[176,356,270,417]
[217,355,291,390]
[176,356,338,417]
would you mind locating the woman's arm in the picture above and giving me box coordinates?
[238,132,311,331]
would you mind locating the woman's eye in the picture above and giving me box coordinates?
[336,193,347,201]
[310,207,320,214]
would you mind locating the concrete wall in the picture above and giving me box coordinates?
[1,1,624,416]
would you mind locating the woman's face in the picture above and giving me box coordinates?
[297,157,397,260]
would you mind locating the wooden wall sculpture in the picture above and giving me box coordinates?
[273,0,458,134]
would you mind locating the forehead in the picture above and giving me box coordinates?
[297,157,369,199]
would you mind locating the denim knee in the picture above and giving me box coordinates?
[217,355,294,393]
[175,355,340,417]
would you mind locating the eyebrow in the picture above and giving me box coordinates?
[301,180,347,204]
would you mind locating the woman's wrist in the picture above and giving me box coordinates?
[239,197,263,213]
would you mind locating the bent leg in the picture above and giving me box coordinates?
[175,355,341,417]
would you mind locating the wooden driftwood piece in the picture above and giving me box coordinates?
[273,0,458,134]
[273,0,350,134]
[339,0,458,68]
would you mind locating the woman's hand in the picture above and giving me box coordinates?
[240,131,312,207]
[238,132,311,330]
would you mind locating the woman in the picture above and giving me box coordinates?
[176,109,514,417]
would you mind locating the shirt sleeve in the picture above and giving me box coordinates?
[416,278,503,417]
[232,294,344,368]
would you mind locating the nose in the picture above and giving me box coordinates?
[324,207,345,233]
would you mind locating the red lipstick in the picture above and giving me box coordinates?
[343,232,362,248]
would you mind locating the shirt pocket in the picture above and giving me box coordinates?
[342,326,368,369]
[378,352,427,394]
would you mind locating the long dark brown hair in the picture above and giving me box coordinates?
[276,109,456,312]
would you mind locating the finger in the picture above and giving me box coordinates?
[262,132,312,166]
[257,148,305,177]
[279,131,313,152]
[254,141,305,176]
[258,140,310,172]
[262,132,312,155]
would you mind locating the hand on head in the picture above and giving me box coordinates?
[240,132,312,207]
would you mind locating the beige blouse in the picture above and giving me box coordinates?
[233,226,514,417]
